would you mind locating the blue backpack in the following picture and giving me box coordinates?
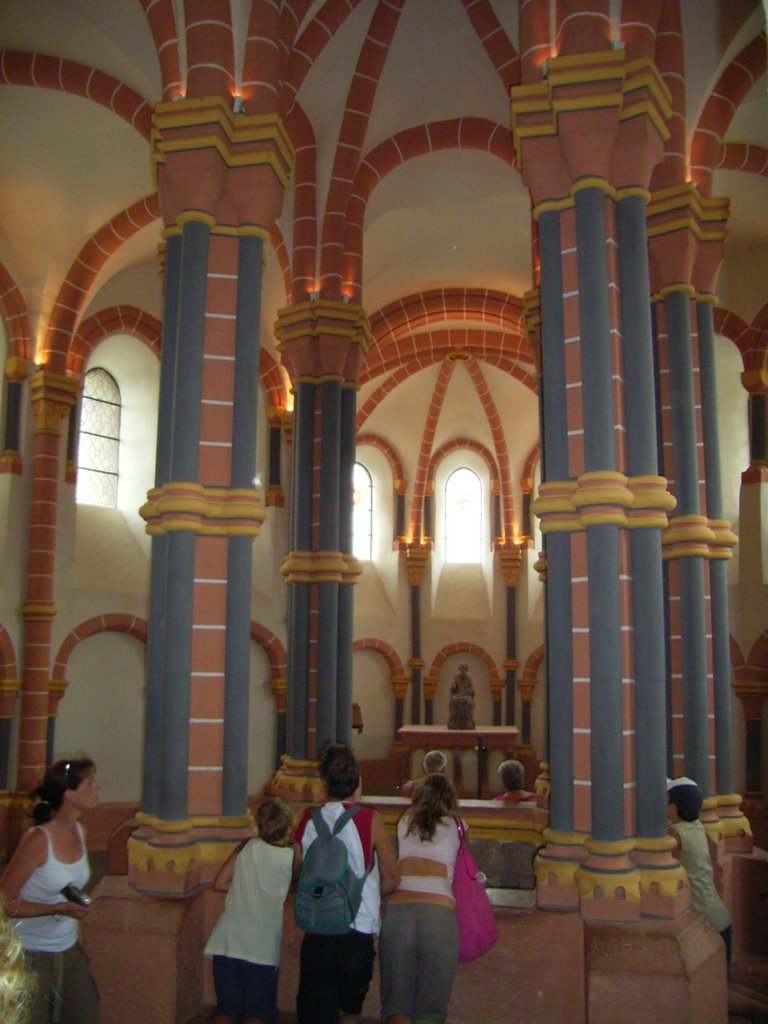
[294,806,371,935]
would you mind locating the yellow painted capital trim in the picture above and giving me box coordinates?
[584,836,637,856]
[633,835,677,854]
[280,550,362,585]
[0,679,22,694]
[28,370,80,434]
[542,829,588,847]
[141,482,266,537]
[572,177,616,199]
[134,812,192,833]
[5,357,32,382]
[21,601,57,621]
[534,474,675,533]
[578,864,642,901]
[176,211,217,230]
[637,863,688,897]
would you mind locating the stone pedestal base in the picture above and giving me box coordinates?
[586,911,728,1024]
[82,875,206,1024]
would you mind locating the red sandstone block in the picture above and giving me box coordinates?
[199,402,234,446]
[189,679,225,719]
[188,770,223,817]
[192,580,228,626]
[574,786,591,833]
[194,536,228,578]
[201,358,235,404]
[191,630,227,674]
[197,444,230,487]
[428,119,460,151]
[189,721,224,765]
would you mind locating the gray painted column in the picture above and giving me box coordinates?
[697,299,733,795]
[336,385,357,743]
[222,235,263,816]
[504,583,516,727]
[538,207,573,833]
[316,379,342,746]
[665,290,709,791]
[0,718,11,787]
[410,585,422,725]
[617,194,668,840]
[142,232,181,815]
[286,381,315,758]
[158,219,209,819]
[575,187,623,842]
[2,378,22,454]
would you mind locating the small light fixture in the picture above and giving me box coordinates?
[541,59,548,79]
[309,290,319,302]
[232,96,245,116]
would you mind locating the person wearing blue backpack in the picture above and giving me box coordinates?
[294,742,400,1024]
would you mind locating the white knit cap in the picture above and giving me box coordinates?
[666,776,698,791]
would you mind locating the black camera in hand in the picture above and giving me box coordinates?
[60,883,90,907]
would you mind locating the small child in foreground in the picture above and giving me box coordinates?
[667,776,732,968]
[205,797,300,1024]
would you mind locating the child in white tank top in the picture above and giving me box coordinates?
[204,797,300,1024]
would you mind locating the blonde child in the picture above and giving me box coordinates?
[205,797,300,1024]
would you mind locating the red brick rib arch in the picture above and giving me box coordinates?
[250,623,287,680]
[690,32,767,196]
[53,615,148,680]
[353,638,406,678]
[138,0,183,101]
[0,623,18,680]
[0,51,152,138]
[343,129,516,302]
[0,261,31,362]
[429,644,500,684]
[41,195,161,372]
[70,307,162,375]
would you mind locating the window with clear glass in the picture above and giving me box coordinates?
[76,368,121,507]
[352,462,373,559]
[445,467,482,563]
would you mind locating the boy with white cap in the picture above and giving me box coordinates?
[666,776,732,967]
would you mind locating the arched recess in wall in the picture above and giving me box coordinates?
[73,329,161,594]
[351,639,401,762]
[52,614,147,804]
[428,644,500,732]
[249,624,287,792]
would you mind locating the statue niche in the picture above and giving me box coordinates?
[447,661,475,730]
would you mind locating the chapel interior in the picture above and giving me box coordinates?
[1,2,768,1022]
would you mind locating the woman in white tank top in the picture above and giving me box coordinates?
[0,757,101,1024]
[379,773,463,1024]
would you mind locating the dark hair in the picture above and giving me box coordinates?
[498,759,525,793]
[668,782,703,822]
[31,757,95,825]
[256,797,293,845]
[405,773,458,841]
[319,742,359,800]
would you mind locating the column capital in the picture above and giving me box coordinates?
[511,52,671,207]
[422,674,438,700]
[4,356,32,383]
[0,679,22,717]
[497,545,523,586]
[390,675,410,700]
[28,369,79,435]
[647,182,729,294]
[152,96,294,227]
[47,678,69,716]
[404,545,431,586]
[275,300,370,383]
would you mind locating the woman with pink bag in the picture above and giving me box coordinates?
[378,773,462,1024]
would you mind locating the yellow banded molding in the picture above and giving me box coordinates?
[633,835,678,854]
[21,601,57,621]
[636,864,688,898]
[140,482,266,537]
[662,514,737,560]
[583,836,636,857]
[280,550,363,585]
[533,472,676,533]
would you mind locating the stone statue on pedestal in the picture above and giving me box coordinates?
[447,661,475,730]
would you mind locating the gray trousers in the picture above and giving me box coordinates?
[26,943,99,1024]
[379,902,459,1024]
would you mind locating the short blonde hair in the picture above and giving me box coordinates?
[0,903,34,1024]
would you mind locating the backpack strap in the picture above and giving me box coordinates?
[311,807,334,838]
[331,805,360,836]
[343,804,374,872]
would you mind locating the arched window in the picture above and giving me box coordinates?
[352,462,373,559]
[445,467,482,563]
[76,368,121,507]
